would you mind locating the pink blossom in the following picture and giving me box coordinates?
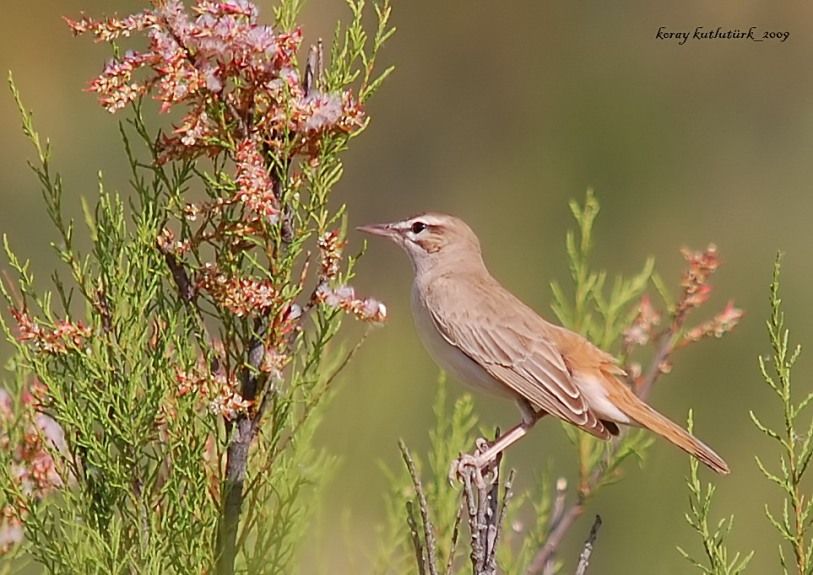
[714,301,744,334]
[209,384,251,420]
[68,2,362,163]
[683,301,744,344]
[298,93,343,132]
[260,349,289,380]
[318,230,346,280]
[196,263,278,316]
[195,0,258,19]
[12,309,91,355]
[315,283,387,323]
[0,383,68,514]
[683,284,712,308]
[233,139,278,221]
[0,514,22,555]
[176,108,216,146]
[89,51,150,113]
[624,294,661,346]
[64,12,158,42]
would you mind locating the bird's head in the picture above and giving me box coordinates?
[357,212,482,274]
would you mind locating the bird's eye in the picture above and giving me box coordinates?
[410,221,427,234]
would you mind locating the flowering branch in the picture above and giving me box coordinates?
[2,0,394,572]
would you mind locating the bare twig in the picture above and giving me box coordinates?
[303,40,324,98]
[459,432,513,575]
[445,498,466,575]
[399,440,440,575]
[493,467,516,561]
[406,501,429,575]
[574,515,602,575]
[159,248,195,303]
[527,504,585,575]
[540,478,569,575]
[636,327,676,399]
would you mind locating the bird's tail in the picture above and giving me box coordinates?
[619,391,730,474]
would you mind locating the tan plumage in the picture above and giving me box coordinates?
[359,212,729,475]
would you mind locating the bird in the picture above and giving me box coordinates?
[357,212,729,478]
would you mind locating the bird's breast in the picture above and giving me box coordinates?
[410,283,515,399]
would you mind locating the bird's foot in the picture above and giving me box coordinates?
[448,437,499,488]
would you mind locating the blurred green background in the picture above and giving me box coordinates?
[2,1,813,573]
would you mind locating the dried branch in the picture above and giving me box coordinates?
[399,440,440,575]
[574,515,602,575]
[444,499,465,575]
[459,433,514,575]
[527,503,584,575]
[406,501,428,575]
[636,318,682,399]
[158,247,195,304]
[538,478,569,575]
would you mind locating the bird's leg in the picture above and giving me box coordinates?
[450,401,544,484]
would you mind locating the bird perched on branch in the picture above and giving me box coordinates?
[358,213,729,480]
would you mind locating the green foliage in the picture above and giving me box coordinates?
[678,410,752,575]
[550,190,654,492]
[3,81,214,574]
[751,254,813,575]
[374,374,478,574]
[377,377,559,575]
[0,0,394,573]
[550,189,654,349]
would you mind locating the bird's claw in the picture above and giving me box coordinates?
[448,439,498,488]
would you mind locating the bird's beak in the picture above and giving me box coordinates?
[356,222,398,239]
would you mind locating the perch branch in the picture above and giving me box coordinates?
[574,515,602,575]
[399,440,440,575]
[459,431,513,575]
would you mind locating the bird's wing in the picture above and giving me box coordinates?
[426,279,612,439]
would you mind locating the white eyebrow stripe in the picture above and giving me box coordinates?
[410,214,445,227]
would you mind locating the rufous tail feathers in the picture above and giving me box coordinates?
[617,389,730,474]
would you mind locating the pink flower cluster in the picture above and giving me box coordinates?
[623,244,742,382]
[175,363,251,421]
[234,138,278,222]
[683,301,744,344]
[209,385,252,421]
[66,0,364,162]
[11,309,91,355]
[0,385,67,554]
[314,230,387,322]
[63,11,158,42]
[67,1,385,330]
[196,263,278,317]
[318,229,346,280]
[0,506,22,556]
[679,244,719,312]
[156,226,190,255]
[314,283,387,323]
[623,294,661,346]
